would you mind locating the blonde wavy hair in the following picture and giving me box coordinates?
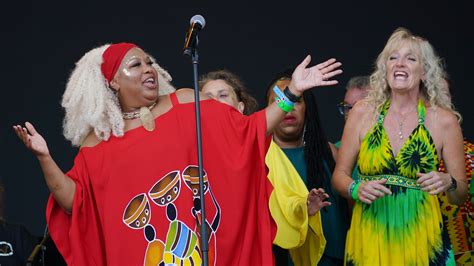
[61,44,176,146]
[368,27,460,121]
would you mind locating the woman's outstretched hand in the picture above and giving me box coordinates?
[14,122,75,213]
[290,55,343,95]
[13,122,50,157]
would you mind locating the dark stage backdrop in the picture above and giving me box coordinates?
[2,1,472,236]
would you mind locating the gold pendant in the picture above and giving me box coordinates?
[140,106,155,132]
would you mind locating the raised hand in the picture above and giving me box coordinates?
[290,55,343,95]
[357,179,392,204]
[307,188,331,216]
[13,122,50,157]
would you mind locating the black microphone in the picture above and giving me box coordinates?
[183,14,206,56]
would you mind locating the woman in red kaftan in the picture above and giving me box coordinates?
[13,43,342,265]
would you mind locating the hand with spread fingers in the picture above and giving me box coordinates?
[417,171,452,195]
[264,55,342,135]
[13,122,49,158]
[289,56,343,95]
[357,179,392,204]
[13,121,75,213]
[307,188,331,216]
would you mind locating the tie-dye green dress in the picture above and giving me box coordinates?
[345,99,455,265]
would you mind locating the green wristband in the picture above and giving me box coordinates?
[351,181,361,201]
[276,97,294,112]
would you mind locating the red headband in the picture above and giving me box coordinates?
[101,42,137,83]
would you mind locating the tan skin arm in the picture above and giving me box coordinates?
[333,102,365,198]
[13,122,76,214]
[332,102,391,204]
[329,141,355,210]
[417,110,467,205]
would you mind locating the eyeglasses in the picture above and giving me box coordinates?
[336,102,353,116]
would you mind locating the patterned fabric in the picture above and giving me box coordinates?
[345,99,455,265]
[438,140,474,265]
[358,173,420,189]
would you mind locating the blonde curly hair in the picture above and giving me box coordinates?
[368,27,460,121]
[61,44,176,146]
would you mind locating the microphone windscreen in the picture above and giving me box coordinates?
[190,14,206,28]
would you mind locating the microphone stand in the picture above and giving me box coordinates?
[26,231,49,266]
[184,47,209,266]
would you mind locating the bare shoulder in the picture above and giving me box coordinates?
[80,131,102,148]
[428,106,460,128]
[175,88,194,103]
[350,100,376,120]
[344,99,378,142]
[175,88,210,104]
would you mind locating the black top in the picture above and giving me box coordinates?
[0,221,37,266]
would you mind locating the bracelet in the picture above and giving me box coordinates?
[276,96,294,112]
[348,181,356,197]
[351,181,361,201]
[273,86,294,107]
[283,87,302,102]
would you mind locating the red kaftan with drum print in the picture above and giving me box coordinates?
[46,93,275,265]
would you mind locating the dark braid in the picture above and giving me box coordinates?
[302,91,336,194]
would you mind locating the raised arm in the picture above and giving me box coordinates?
[14,122,75,213]
[265,56,342,135]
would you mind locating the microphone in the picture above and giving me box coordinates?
[183,15,206,56]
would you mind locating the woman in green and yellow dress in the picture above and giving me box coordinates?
[333,28,467,265]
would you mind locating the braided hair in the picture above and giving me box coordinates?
[302,91,336,193]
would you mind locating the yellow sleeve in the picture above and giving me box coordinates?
[266,141,326,265]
